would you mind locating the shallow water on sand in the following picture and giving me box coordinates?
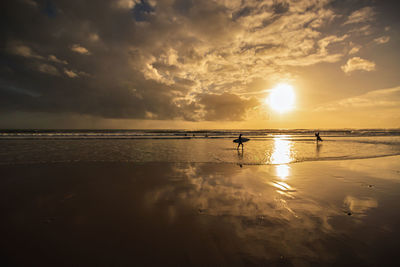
[1,135,399,165]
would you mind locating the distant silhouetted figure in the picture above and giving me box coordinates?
[315,132,323,142]
[237,134,244,150]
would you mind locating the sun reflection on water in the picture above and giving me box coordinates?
[270,137,294,179]
[270,181,292,191]
[276,164,290,179]
[270,138,293,164]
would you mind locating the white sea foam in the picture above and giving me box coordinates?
[0,129,399,140]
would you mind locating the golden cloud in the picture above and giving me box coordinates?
[341,57,376,74]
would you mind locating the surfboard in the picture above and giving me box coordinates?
[233,138,250,143]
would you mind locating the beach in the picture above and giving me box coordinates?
[1,158,400,265]
[1,130,400,266]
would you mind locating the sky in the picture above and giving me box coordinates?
[1,0,400,129]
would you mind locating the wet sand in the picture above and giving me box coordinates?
[1,156,400,266]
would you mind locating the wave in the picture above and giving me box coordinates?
[1,128,400,140]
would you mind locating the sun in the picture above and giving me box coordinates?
[266,83,295,113]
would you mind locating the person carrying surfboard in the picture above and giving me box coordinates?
[237,134,244,150]
[315,132,323,142]
[233,135,249,149]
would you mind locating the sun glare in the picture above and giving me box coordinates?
[266,83,295,113]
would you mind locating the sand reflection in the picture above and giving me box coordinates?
[344,196,378,216]
[270,181,292,191]
[138,156,400,265]
[275,164,290,179]
[142,163,348,264]
[147,163,339,230]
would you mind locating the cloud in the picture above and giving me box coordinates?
[0,0,394,124]
[132,0,155,21]
[316,86,400,111]
[348,43,361,55]
[7,44,43,59]
[20,0,37,7]
[374,36,390,44]
[36,63,60,76]
[272,1,290,14]
[199,93,259,121]
[7,43,70,67]
[343,6,375,25]
[64,69,78,78]
[341,57,376,74]
[70,44,90,55]
[348,24,373,36]
[88,33,100,42]
[48,55,68,64]
[63,69,89,78]
[113,0,139,9]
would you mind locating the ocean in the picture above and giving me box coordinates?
[1,129,399,165]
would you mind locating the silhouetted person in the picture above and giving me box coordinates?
[237,134,244,150]
[315,132,323,142]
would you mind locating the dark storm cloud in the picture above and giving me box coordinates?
[232,7,253,20]
[1,0,182,119]
[1,0,238,121]
[199,93,259,121]
[132,0,155,21]
[43,1,58,18]
[173,0,194,15]
[272,1,289,14]
[0,0,396,124]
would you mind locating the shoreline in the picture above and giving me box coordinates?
[0,153,399,167]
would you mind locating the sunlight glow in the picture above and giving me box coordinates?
[266,83,295,113]
[269,137,294,179]
[275,165,290,179]
[270,138,293,165]
[270,181,292,191]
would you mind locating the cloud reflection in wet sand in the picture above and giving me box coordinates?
[141,153,400,266]
[275,164,290,180]
[145,163,351,264]
[344,196,378,217]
